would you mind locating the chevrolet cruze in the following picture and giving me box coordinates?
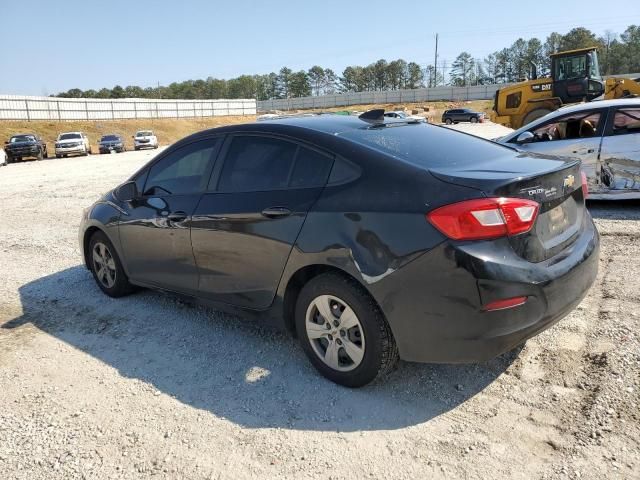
[79,111,599,387]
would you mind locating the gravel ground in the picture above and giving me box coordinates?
[0,142,639,480]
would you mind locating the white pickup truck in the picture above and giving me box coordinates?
[55,132,91,157]
[133,130,159,150]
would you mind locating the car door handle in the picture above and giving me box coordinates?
[573,148,595,154]
[167,211,188,222]
[262,207,291,218]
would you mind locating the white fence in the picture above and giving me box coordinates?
[257,72,640,111]
[0,96,256,121]
[257,84,508,111]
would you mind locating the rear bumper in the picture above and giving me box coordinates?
[371,211,600,363]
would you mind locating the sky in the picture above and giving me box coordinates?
[0,0,636,96]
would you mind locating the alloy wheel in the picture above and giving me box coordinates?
[305,295,365,372]
[92,242,117,288]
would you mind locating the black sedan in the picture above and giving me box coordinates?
[79,110,599,387]
[98,134,126,154]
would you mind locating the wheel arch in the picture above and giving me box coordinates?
[281,264,378,337]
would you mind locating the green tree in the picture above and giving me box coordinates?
[308,66,325,96]
[289,71,311,97]
[559,27,598,51]
[450,52,475,86]
[277,67,293,98]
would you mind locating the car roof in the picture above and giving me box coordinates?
[556,98,640,113]
[59,131,83,134]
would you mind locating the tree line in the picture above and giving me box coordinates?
[55,25,639,100]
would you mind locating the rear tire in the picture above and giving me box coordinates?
[295,273,398,388]
[522,108,553,127]
[88,231,135,298]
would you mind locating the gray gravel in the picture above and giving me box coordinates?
[0,148,638,480]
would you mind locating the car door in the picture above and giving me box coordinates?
[511,108,606,185]
[191,134,334,309]
[118,137,222,294]
[598,106,640,192]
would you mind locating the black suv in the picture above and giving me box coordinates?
[442,109,483,124]
[4,134,48,162]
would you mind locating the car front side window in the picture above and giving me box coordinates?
[529,111,602,142]
[143,138,219,196]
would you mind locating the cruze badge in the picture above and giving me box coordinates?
[563,175,575,188]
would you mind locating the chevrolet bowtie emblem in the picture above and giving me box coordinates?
[563,174,575,188]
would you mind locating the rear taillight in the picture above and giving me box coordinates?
[581,171,589,199]
[427,197,539,240]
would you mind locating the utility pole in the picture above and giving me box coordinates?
[433,33,439,87]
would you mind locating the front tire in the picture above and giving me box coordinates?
[295,273,398,388]
[88,231,135,298]
[445,118,453,125]
[470,116,478,123]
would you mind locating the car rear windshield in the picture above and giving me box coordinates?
[101,135,119,141]
[136,131,152,137]
[59,133,81,140]
[10,135,35,143]
[339,124,513,169]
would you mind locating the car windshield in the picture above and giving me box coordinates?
[101,135,119,141]
[59,133,81,140]
[340,124,512,168]
[10,135,35,143]
[136,131,152,137]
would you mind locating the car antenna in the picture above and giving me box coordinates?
[358,109,385,125]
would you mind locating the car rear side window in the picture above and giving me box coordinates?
[217,136,295,192]
[611,108,640,135]
[143,138,219,196]
[289,147,333,188]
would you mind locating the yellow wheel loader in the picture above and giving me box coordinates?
[490,47,640,129]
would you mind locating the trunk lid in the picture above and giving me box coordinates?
[430,152,585,262]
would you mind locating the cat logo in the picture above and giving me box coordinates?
[563,174,575,188]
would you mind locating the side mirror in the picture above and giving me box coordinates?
[114,181,138,202]
[516,131,535,145]
[3,141,8,145]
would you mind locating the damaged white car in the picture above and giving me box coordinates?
[497,99,640,199]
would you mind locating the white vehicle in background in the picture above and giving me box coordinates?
[55,132,91,158]
[0,147,6,166]
[133,130,159,150]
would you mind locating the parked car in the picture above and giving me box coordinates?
[384,111,425,122]
[442,108,484,124]
[99,134,126,154]
[4,134,48,162]
[133,130,158,150]
[497,99,640,200]
[56,132,91,158]
[0,147,6,166]
[79,111,599,387]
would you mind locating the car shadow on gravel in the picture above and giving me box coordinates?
[4,266,517,432]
